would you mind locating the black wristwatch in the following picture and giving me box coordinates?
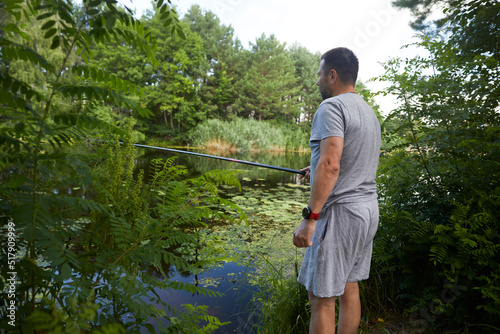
[302,206,320,220]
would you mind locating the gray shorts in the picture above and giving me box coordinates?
[297,200,379,297]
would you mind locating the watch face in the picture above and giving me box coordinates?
[302,207,310,219]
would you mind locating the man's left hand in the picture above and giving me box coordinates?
[293,219,317,247]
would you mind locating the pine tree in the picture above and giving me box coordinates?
[233,34,300,122]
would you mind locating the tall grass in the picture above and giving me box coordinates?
[250,255,310,334]
[189,118,309,151]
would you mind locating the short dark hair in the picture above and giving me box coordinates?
[320,47,359,85]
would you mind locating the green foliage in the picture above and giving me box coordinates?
[182,5,244,121]
[189,118,309,151]
[232,34,301,122]
[288,44,322,124]
[166,304,230,334]
[79,140,245,332]
[85,105,146,142]
[143,12,206,139]
[0,0,243,332]
[25,292,125,334]
[252,255,310,334]
[373,0,500,327]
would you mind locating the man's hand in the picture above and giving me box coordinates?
[299,166,310,180]
[293,219,317,247]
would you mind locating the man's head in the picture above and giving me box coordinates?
[317,47,359,100]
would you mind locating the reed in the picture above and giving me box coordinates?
[189,118,309,152]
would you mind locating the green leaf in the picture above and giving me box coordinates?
[4,23,20,33]
[40,20,56,30]
[105,15,116,30]
[24,226,39,241]
[59,263,72,280]
[87,9,99,16]
[44,247,64,266]
[14,122,25,134]
[159,4,167,14]
[3,23,30,41]
[50,35,60,49]
[160,10,170,21]
[5,173,26,187]
[43,28,57,39]
[36,12,55,21]
[176,27,185,40]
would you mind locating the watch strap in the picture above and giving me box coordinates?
[309,211,320,220]
[303,206,320,220]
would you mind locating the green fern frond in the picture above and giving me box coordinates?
[199,168,242,191]
[409,219,435,240]
[56,84,152,118]
[0,38,55,73]
[149,157,187,186]
[71,65,146,98]
[449,203,470,224]
[430,244,448,265]
[0,133,31,156]
[0,72,45,104]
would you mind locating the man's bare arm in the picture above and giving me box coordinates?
[293,136,343,248]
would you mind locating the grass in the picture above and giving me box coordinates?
[249,253,310,334]
[189,118,309,152]
[246,257,498,334]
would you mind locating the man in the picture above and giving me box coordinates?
[293,47,381,334]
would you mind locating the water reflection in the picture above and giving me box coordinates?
[135,148,311,187]
[145,262,258,334]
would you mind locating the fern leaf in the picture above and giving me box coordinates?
[0,38,55,73]
[0,72,44,103]
[71,64,146,97]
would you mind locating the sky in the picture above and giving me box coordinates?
[120,0,424,114]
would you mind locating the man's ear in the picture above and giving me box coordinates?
[330,69,336,83]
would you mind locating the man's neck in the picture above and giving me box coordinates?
[332,85,356,97]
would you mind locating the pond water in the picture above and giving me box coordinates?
[135,148,311,333]
[135,147,311,185]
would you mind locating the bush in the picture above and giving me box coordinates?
[373,13,500,328]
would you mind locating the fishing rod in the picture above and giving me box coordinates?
[92,140,305,175]
[130,143,306,175]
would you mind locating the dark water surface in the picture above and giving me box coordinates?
[135,148,311,186]
[135,148,311,333]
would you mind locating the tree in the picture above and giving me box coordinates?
[85,6,154,142]
[392,0,454,30]
[232,34,300,122]
[183,5,244,120]
[288,44,322,124]
[86,6,206,141]
[145,13,206,139]
[374,0,500,326]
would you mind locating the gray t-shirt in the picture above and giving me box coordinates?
[310,92,381,206]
